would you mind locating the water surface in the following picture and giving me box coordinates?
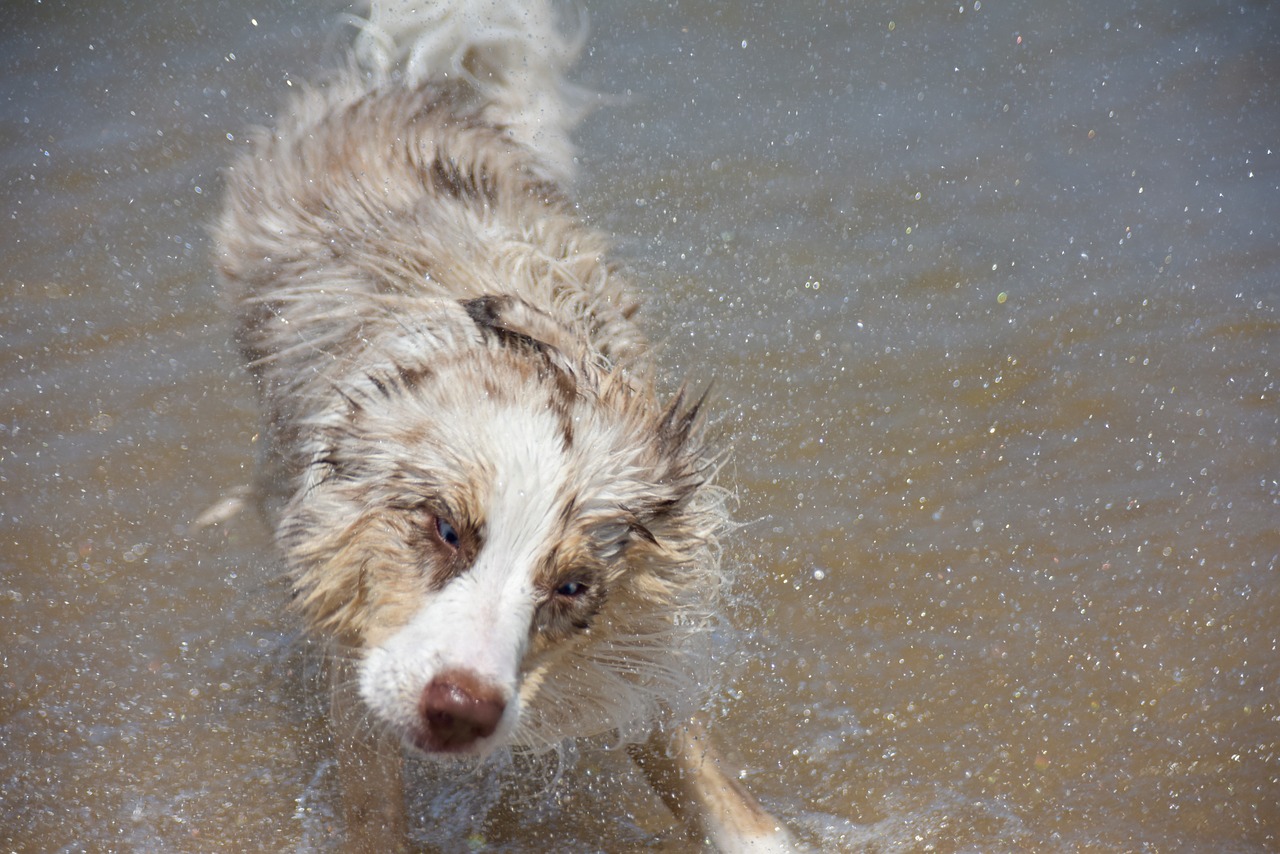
[3,0,1276,850]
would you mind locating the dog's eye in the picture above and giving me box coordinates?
[555,580,588,598]
[434,516,461,550]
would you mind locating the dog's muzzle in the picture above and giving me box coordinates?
[413,668,508,753]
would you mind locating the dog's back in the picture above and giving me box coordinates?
[217,0,644,458]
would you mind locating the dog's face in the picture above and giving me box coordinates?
[280,297,724,757]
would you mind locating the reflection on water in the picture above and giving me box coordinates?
[2,0,1276,850]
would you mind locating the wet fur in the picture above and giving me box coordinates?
[217,0,794,849]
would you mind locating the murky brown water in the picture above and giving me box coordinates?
[3,0,1277,851]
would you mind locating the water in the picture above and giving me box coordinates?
[3,0,1276,850]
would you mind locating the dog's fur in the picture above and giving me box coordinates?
[216,1,795,850]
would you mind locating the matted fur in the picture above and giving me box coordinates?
[217,0,728,753]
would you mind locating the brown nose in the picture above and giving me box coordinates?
[417,670,506,752]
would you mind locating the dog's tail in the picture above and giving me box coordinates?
[353,0,588,181]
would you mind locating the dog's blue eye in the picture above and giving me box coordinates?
[556,580,587,598]
[435,516,460,549]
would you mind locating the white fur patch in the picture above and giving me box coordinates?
[358,400,571,755]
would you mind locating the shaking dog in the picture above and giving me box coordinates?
[216,1,796,849]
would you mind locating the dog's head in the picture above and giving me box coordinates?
[281,295,727,757]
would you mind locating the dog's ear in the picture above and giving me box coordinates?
[461,294,576,357]
[636,383,714,519]
[656,383,710,459]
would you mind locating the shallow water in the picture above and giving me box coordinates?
[2,1,1276,851]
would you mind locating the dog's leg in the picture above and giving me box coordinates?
[630,715,800,852]
[327,654,409,852]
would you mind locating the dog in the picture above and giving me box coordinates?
[216,1,796,850]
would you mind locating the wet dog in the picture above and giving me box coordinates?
[216,1,795,849]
